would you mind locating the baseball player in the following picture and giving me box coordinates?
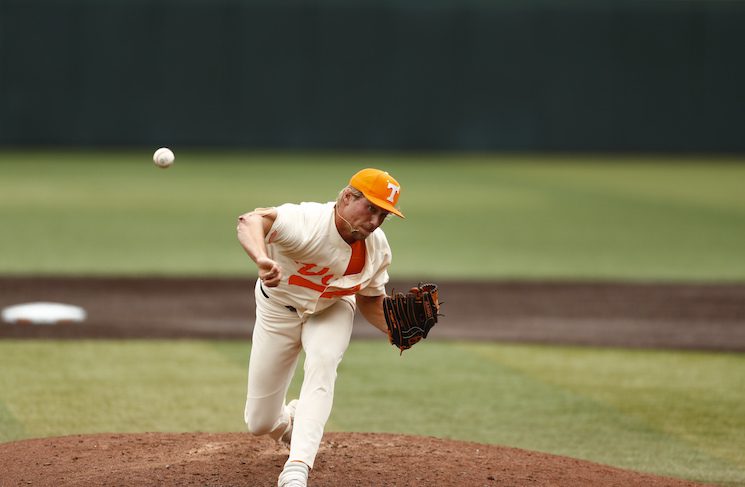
[237,168,404,487]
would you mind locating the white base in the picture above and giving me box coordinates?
[1,302,87,325]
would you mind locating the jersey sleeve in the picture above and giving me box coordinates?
[358,264,390,297]
[357,236,392,297]
[267,203,306,251]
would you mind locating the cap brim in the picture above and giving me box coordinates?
[365,194,405,219]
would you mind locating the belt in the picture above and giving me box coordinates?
[259,282,297,313]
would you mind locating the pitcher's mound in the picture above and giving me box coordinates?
[0,431,708,486]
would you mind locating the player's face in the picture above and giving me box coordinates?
[345,194,390,239]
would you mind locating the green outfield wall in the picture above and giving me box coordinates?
[1,0,744,151]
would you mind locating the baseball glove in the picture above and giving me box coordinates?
[383,283,441,353]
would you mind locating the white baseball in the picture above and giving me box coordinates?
[153,147,175,168]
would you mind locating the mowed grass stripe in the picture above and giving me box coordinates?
[472,344,745,459]
[0,400,26,440]
[0,340,248,440]
[462,342,745,485]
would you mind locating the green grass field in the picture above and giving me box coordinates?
[1,340,743,485]
[1,150,744,280]
[2,151,745,485]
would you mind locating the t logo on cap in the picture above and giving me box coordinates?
[386,182,400,203]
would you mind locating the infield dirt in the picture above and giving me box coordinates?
[2,276,741,486]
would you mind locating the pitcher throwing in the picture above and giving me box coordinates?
[236,168,439,487]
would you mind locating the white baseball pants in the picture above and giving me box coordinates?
[244,282,354,468]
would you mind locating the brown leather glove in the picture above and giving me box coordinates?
[383,283,441,353]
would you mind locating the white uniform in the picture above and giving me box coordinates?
[244,201,391,468]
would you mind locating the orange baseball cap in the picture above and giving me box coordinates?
[349,168,405,218]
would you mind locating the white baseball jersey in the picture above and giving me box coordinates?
[261,201,392,316]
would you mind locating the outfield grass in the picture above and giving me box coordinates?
[0,340,743,485]
[1,151,744,281]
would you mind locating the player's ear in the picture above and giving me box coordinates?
[341,188,354,205]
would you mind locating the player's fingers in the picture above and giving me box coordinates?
[262,273,281,287]
[260,265,281,285]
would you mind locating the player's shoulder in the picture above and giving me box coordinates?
[276,201,329,212]
[275,201,331,225]
[302,201,334,212]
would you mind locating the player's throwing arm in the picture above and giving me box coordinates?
[237,208,282,287]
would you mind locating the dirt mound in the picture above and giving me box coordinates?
[0,432,710,486]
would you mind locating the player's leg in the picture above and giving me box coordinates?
[244,284,303,441]
[288,299,355,468]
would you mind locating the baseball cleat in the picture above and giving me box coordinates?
[277,459,308,487]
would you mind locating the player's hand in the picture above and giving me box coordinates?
[257,257,282,287]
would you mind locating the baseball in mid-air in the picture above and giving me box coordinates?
[153,147,175,168]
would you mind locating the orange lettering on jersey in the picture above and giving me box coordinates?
[321,285,361,298]
[288,275,326,293]
[297,263,330,276]
[288,262,361,299]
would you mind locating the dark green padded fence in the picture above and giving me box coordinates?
[1,0,743,151]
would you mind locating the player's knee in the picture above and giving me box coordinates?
[304,351,343,381]
[246,423,270,436]
[245,416,274,436]
[244,406,275,436]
